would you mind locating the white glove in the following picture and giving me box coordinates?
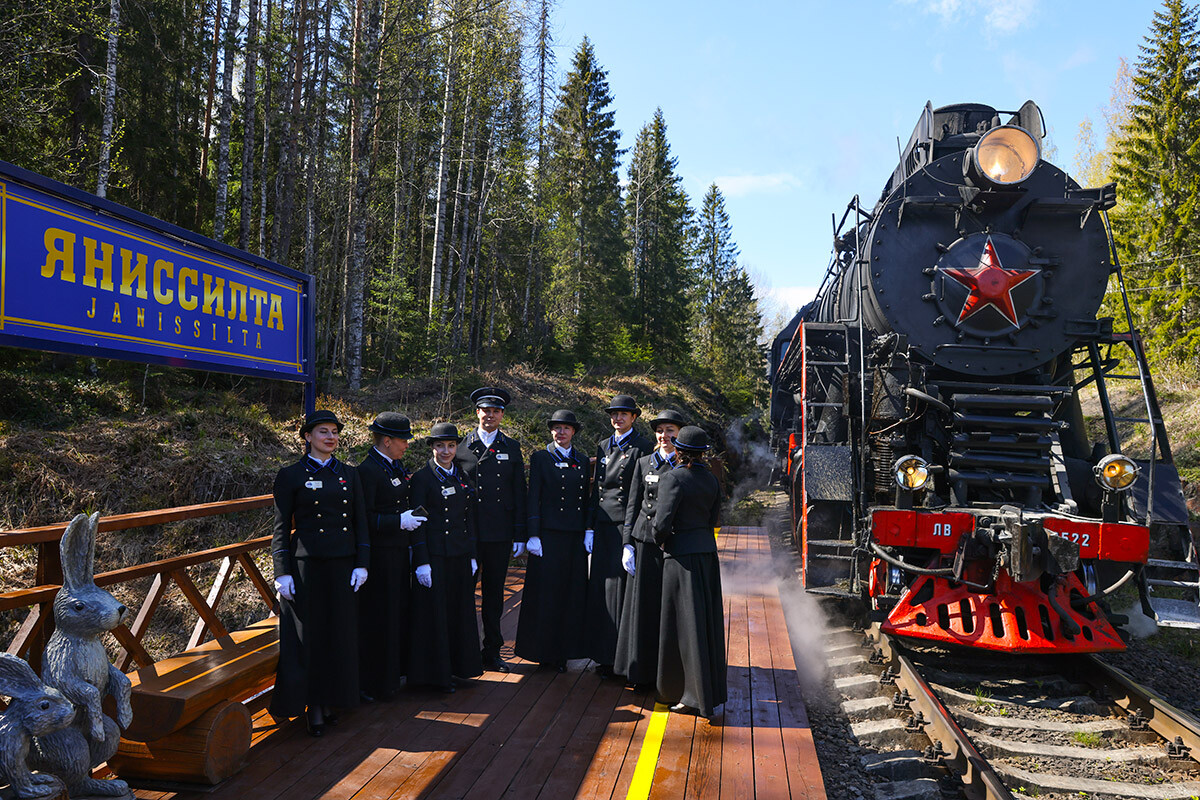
[350,568,368,592]
[401,510,427,531]
[584,529,594,554]
[471,558,478,575]
[527,536,543,557]
[622,544,636,576]
[416,563,432,588]
[512,541,527,558]
[274,575,295,601]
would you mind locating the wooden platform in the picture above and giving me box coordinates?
[128,526,826,799]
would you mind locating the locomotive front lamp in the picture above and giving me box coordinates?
[970,125,1040,186]
[893,455,931,491]
[1094,454,1139,492]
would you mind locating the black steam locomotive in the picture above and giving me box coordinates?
[770,101,1198,653]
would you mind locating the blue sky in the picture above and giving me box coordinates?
[552,0,1159,328]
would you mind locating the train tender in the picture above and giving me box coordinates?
[771,101,1200,653]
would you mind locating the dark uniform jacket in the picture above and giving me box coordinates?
[410,459,478,563]
[357,448,424,550]
[589,430,653,528]
[652,462,721,556]
[622,450,677,546]
[457,430,527,543]
[527,445,590,537]
[272,456,370,577]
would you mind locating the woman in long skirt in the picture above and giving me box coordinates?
[408,422,482,692]
[271,410,370,736]
[515,410,590,671]
[651,425,726,718]
[614,409,686,688]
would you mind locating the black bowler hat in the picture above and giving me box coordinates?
[300,410,344,436]
[368,412,413,439]
[471,386,512,410]
[672,426,710,452]
[546,409,582,431]
[426,422,463,443]
[605,394,640,415]
[649,409,688,431]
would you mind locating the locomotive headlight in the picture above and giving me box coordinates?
[971,125,1040,185]
[893,455,931,491]
[1094,454,1139,492]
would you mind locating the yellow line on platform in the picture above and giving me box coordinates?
[626,702,671,800]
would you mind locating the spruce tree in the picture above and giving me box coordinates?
[1112,0,1200,364]
[545,37,627,364]
[693,184,739,364]
[625,109,692,365]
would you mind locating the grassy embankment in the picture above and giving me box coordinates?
[0,353,758,659]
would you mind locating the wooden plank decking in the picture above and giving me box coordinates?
[130,526,826,799]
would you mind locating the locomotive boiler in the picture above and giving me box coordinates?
[771,101,1199,653]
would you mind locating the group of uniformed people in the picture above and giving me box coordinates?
[269,389,727,736]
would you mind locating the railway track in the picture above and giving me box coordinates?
[826,623,1200,800]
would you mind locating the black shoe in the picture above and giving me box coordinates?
[360,690,376,704]
[305,708,325,737]
[324,712,339,726]
[483,655,510,673]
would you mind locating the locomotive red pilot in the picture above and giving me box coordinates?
[770,101,1199,653]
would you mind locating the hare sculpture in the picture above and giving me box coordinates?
[0,653,74,798]
[30,512,133,798]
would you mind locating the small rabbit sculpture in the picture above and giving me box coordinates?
[30,512,133,799]
[0,653,74,798]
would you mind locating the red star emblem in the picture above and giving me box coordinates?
[943,237,1036,327]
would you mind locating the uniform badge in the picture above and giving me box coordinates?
[645,474,659,484]
[599,457,608,466]
[442,486,457,496]
[556,461,569,469]
[305,480,323,489]
[497,453,509,461]
[391,477,402,486]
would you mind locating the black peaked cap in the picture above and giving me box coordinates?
[471,386,512,409]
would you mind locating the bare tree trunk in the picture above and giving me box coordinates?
[238,0,259,249]
[448,66,475,350]
[198,0,224,219]
[258,0,274,257]
[213,0,242,240]
[303,0,332,282]
[427,2,456,317]
[96,0,120,198]
[345,0,383,389]
[521,0,553,332]
[274,0,307,264]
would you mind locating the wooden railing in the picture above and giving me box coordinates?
[0,496,277,673]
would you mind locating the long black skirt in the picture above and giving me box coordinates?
[584,519,626,665]
[614,539,664,685]
[358,544,411,697]
[271,555,361,718]
[515,529,588,665]
[408,553,483,688]
[657,552,726,716]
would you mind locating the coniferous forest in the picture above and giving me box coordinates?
[0,0,767,410]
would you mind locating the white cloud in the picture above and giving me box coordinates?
[896,0,1038,34]
[762,285,819,315]
[713,172,801,197]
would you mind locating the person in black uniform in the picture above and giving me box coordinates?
[356,412,427,703]
[408,422,483,692]
[457,387,527,673]
[515,410,590,672]
[652,425,726,718]
[585,394,653,677]
[271,410,370,736]
[614,408,686,688]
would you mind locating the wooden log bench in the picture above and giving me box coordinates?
[108,616,279,785]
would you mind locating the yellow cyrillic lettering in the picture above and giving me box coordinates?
[178,267,199,311]
[153,259,175,305]
[42,228,76,281]
[119,249,149,299]
[83,238,115,291]
[267,293,285,331]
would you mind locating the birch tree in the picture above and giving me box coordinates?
[96,0,120,198]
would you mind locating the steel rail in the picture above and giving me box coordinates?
[870,624,1015,800]
[1082,654,1200,765]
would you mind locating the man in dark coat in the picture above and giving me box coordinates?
[409,423,483,692]
[457,387,527,672]
[585,394,652,676]
[652,426,726,718]
[356,412,426,702]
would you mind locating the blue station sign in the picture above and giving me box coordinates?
[0,161,313,384]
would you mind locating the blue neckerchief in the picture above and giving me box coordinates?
[306,455,340,474]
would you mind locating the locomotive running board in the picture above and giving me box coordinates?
[882,571,1127,653]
